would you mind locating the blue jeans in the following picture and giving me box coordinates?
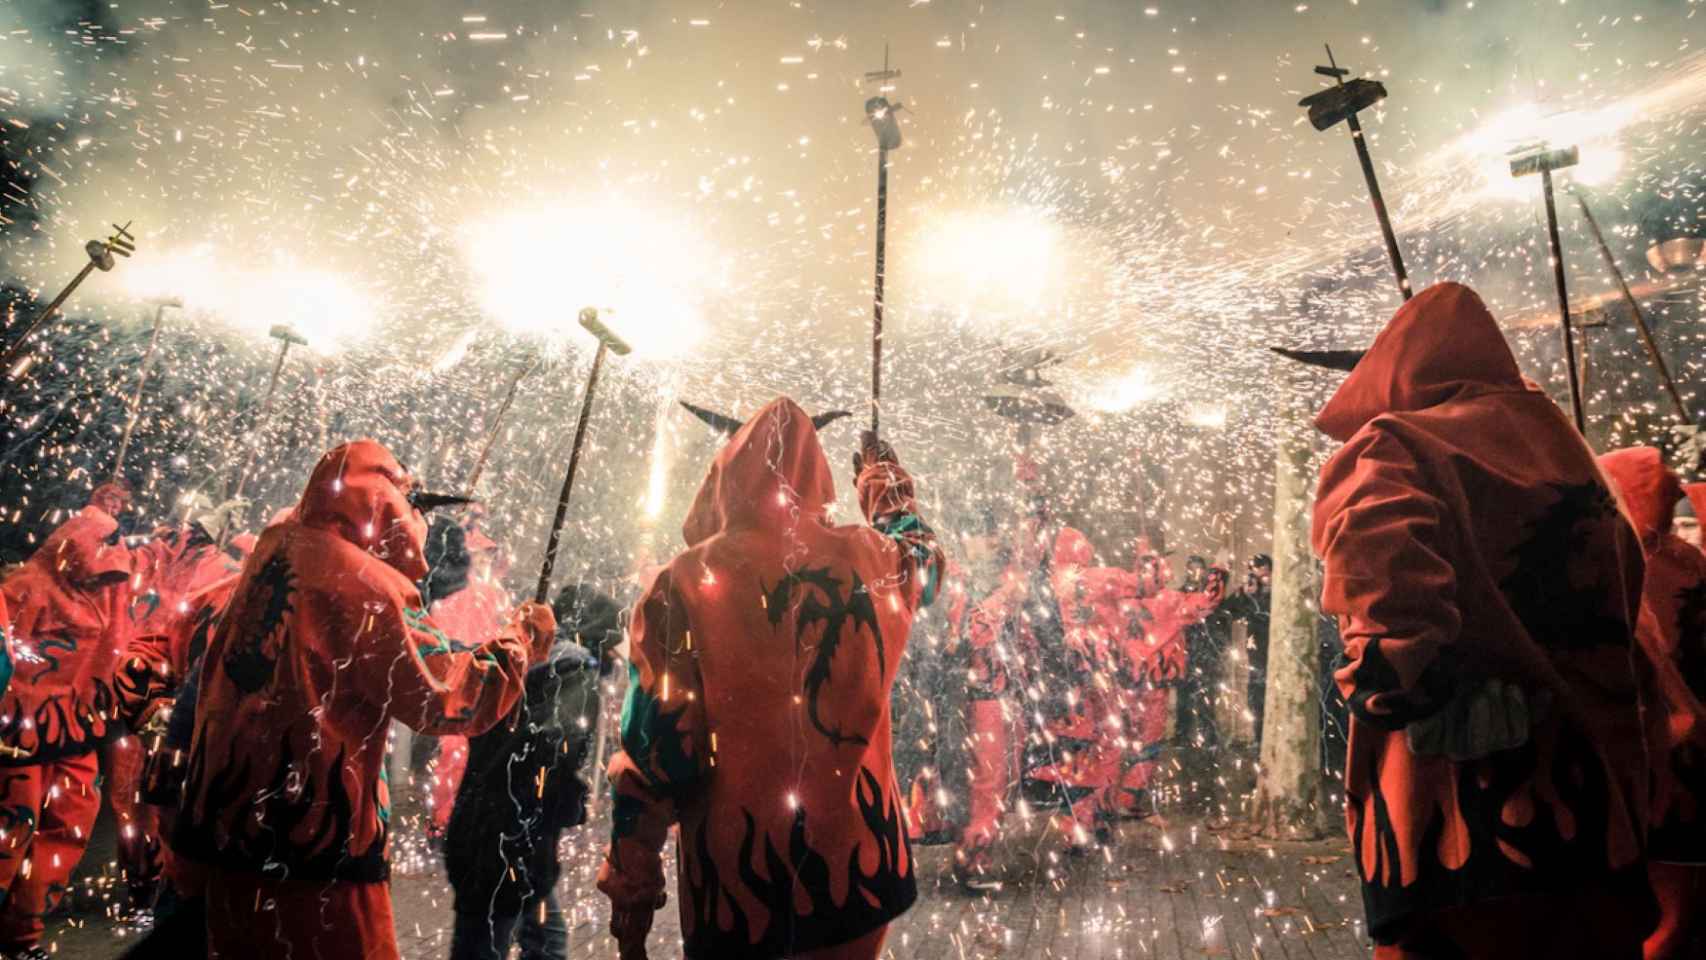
[449,890,567,960]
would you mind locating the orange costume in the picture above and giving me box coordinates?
[1305,283,1654,957]
[1598,447,1706,960]
[109,522,248,913]
[0,500,137,951]
[177,440,553,960]
[598,399,943,960]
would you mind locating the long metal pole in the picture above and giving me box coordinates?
[232,338,294,500]
[1343,111,1411,302]
[1541,167,1586,432]
[0,261,101,372]
[112,303,170,479]
[1572,192,1691,425]
[466,357,539,491]
[535,343,609,605]
[871,145,889,436]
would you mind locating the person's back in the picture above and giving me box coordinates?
[444,583,616,960]
[1304,283,1652,958]
[599,398,943,960]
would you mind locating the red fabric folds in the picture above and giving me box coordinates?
[598,398,943,960]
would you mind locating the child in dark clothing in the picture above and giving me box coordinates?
[444,583,622,960]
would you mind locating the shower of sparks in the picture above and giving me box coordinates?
[0,0,1703,955]
[460,202,722,361]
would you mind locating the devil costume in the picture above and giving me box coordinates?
[176,440,554,960]
[1298,283,1654,958]
[598,398,943,960]
[0,493,139,953]
[1598,447,1706,960]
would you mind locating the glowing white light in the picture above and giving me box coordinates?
[910,206,1064,317]
[1183,403,1228,429]
[1442,102,1630,201]
[461,202,719,360]
[1085,364,1160,412]
[643,403,673,521]
[124,247,378,351]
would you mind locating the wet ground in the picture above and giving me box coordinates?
[48,804,1372,959]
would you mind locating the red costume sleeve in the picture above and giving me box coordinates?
[1315,429,1463,730]
[345,590,542,736]
[599,569,709,910]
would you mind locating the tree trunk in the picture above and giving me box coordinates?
[1252,373,1330,839]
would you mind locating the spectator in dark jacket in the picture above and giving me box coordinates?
[444,583,622,960]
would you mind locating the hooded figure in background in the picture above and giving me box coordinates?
[1300,283,1653,959]
[1676,484,1705,551]
[444,582,619,960]
[1021,527,1129,848]
[0,484,141,957]
[1598,447,1706,960]
[177,439,555,960]
[105,493,250,922]
[598,398,943,960]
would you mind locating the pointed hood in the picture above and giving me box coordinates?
[1315,282,1525,442]
[32,507,130,587]
[681,396,835,548]
[1598,446,1683,548]
[88,482,131,519]
[296,439,430,580]
[1053,526,1094,570]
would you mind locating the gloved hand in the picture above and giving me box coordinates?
[515,602,558,660]
[852,430,898,475]
[1405,678,1546,761]
[610,892,666,960]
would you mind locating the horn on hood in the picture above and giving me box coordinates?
[679,400,744,437]
[1268,347,1366,372]
[408,490,478,514]
[810,410,852,430]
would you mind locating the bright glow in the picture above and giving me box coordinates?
[1085,364,1159,413]
[910,206,1064,318]
[124,246,379,351]
[461,202,720,360]
[1441,102,1629,201]
[643,401,673,520]
[1183,403,1228,429]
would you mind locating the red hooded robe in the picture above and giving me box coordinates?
[598,398,944,959]
[178,439,550,891]
[1598,447,1706,864]
[0,507,136,763]
[1310,283,1652,943]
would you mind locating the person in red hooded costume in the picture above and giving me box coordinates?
[1598,447,1706,960]
[1292,282,1654,958]
[0,483,140,957]
[176,439,554,960]
[598,398,944,960]
[106,494,251,921]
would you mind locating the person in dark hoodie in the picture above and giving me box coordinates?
[1285,283,1654,959]
[598,398,943,960]
[444,582,619,960]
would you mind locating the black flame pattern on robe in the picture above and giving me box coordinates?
[679,766,914,959]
